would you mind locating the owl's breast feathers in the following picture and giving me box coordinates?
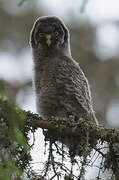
[34,55,97,124]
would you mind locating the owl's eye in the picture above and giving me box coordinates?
[39,33,45,37]
[55,31,59,37]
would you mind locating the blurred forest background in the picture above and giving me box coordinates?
[0,0,119,127]
[0,0,119,179]
[1,0,119,128]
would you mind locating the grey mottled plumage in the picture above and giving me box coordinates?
[30,16,98,125]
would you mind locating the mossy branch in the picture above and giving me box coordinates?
[1,96,119,179]
[24,111,119,179]
[25,110,119,144]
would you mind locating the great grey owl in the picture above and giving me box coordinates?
[30,16,98,125]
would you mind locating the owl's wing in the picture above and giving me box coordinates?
[55,56,93,118]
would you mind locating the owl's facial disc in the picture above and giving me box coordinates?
[30,16,69,51]
[34,23,65,48]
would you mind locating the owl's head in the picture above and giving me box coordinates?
[30,16,70,54]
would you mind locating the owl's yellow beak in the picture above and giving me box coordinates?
[45,34,51,47]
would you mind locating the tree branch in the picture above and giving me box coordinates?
[25,111,119,144]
